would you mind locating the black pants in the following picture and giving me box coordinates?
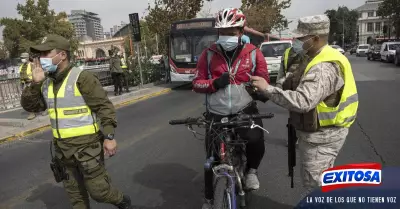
[122,72,130,91]
[204,103,265,200]
[111,72,123,93]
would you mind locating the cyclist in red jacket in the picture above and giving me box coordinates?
[192,7,270,209]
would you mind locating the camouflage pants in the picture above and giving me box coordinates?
[56,142,124,209]
[297,128,349,191]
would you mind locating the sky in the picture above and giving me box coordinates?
[0,0,367,39]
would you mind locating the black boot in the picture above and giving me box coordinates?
[115,195,133,209]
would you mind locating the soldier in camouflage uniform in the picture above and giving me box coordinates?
[250,15,359,194]
[20,34,133,209]
[276,34,309,147]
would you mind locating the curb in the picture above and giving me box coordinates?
[0,83,189,144]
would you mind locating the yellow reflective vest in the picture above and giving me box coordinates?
[283,47,292,73]
[19,63,32,80]
[42,68,99,139]
[120,58,128,69]
[304,46,358,128]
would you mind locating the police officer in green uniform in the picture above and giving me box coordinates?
[119,53,130,93]
[19,52,37,120]
[109,50,124,96]
[20,34,133,209]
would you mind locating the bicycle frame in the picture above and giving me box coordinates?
[169,111,274,209]
[209,126,247,209]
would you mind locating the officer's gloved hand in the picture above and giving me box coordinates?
[254,91,269,103]
[246,86,269,103]
[213,72,231,90]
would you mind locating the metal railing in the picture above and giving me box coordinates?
[0,63,167,111]
[0,74,22,111]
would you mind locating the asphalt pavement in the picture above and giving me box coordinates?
[0,55,399,209]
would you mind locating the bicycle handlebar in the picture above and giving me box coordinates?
[169,113,274,126]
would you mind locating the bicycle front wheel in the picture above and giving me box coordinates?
[213,177,233,209]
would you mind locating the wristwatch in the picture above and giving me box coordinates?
[106,134,115,140]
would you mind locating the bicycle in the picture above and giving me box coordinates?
[169,112,274,209]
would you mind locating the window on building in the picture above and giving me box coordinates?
[359,12,362,18]
[375,22,381,32]
[368,12,374,17]
[367,23,373,32]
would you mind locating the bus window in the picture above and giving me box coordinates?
[171,35,192,62]
[193,33,218,59]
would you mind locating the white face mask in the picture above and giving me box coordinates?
[21,59,27,63]
[216,36,239,51]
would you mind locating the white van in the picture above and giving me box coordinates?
[356,44,370,57]
[259,40,292,79]
[380,42,400,63]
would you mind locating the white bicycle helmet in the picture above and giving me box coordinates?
[215,8,246,29]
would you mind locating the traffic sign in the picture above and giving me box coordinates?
[129,13,141,42]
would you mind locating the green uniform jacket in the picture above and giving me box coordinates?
[109,56,123,73]
[20,64,117,158]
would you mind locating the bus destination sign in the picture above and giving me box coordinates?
[176,21,213,30]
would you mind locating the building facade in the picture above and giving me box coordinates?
[68,10,104,41]
[356,0,395,44]
[110,22,128,37]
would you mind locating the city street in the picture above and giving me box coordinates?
[0,55,399,209]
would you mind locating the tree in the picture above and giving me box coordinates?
[0,41,9,59]
[145,0,208,54]
[377,0,400,39]
[197,1,213,18]
[0,0,77,58]
[325,6,359,46]
[241,0,291,33]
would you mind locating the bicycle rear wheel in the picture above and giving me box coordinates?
[213,177,232,209]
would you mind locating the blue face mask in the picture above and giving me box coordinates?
[40,53,61,73]
[292,39,305,54]
[216,36,239,51]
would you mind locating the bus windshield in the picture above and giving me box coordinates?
[170,32,217,63]
[170,34,192,63]
[193,33,217,60]
[261,43,291,57]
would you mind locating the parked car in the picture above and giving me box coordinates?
[395,47,400,66]
[330,45,345,54]
[356,44,370,57]
[260,40,292,79]
[380,42,400,63]
[366,44,381,61]
[350,46,357,55]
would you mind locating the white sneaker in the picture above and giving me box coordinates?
[201,199,213,209]
[245,169,260,190]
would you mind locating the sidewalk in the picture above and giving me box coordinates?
[0,82,189,143]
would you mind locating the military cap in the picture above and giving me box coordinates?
[20,52,29,58]
[30,34,70,52]
[292,15,330,37]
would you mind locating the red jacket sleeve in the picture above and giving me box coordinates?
[192,50,217,93]
[254,49,270,84]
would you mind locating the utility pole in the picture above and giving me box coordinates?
[342,13,345,48]
[156,33,159,55]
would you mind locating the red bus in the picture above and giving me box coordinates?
[168,18,217,83]
[167,18,280,83]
